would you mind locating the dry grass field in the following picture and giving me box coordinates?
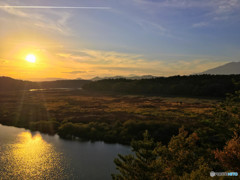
[0,89,220,144]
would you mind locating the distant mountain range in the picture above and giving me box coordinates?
[0,76,90,91]
[26,78,68,82]
[91,62,240,79]
[200,62,240,75]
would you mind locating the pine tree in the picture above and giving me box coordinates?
[112,130,157,180]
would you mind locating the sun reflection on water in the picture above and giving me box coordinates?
[1,132,68,179]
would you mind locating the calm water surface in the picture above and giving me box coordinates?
[0,124,131,179]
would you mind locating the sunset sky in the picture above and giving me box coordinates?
[0,0,240,81]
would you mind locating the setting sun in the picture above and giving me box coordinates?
[25,54,36,63]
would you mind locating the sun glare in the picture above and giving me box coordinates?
[25,54,36,63]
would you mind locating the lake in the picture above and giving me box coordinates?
[0,124,131,179]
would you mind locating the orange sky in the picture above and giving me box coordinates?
[1,0,238,81]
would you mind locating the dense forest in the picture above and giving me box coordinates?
[83,75,240,97]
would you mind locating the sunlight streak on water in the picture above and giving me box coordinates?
[0,124,131,179]
[0,132,70,179]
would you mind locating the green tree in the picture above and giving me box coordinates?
[112,128,212,180]
[112,130,157,180]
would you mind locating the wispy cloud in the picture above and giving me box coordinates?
[62,70,87,74]
[56,49,228,77]
[0,6,111,9]
[134,0,240,11]
[0,57,9,64]
[134,0,240,27]
[134,0,209,8]
[0,4,29,17]
[214,0,239,14]
[192,22,208,28]
[136,20,168,35]
[0,3,74,35]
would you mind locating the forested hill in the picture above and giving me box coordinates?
[0,77,35,91]
[0,76,90,91]
[82,75,240,97]
[1,75,240,97]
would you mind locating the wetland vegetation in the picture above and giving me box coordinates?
[0,87,223,145]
